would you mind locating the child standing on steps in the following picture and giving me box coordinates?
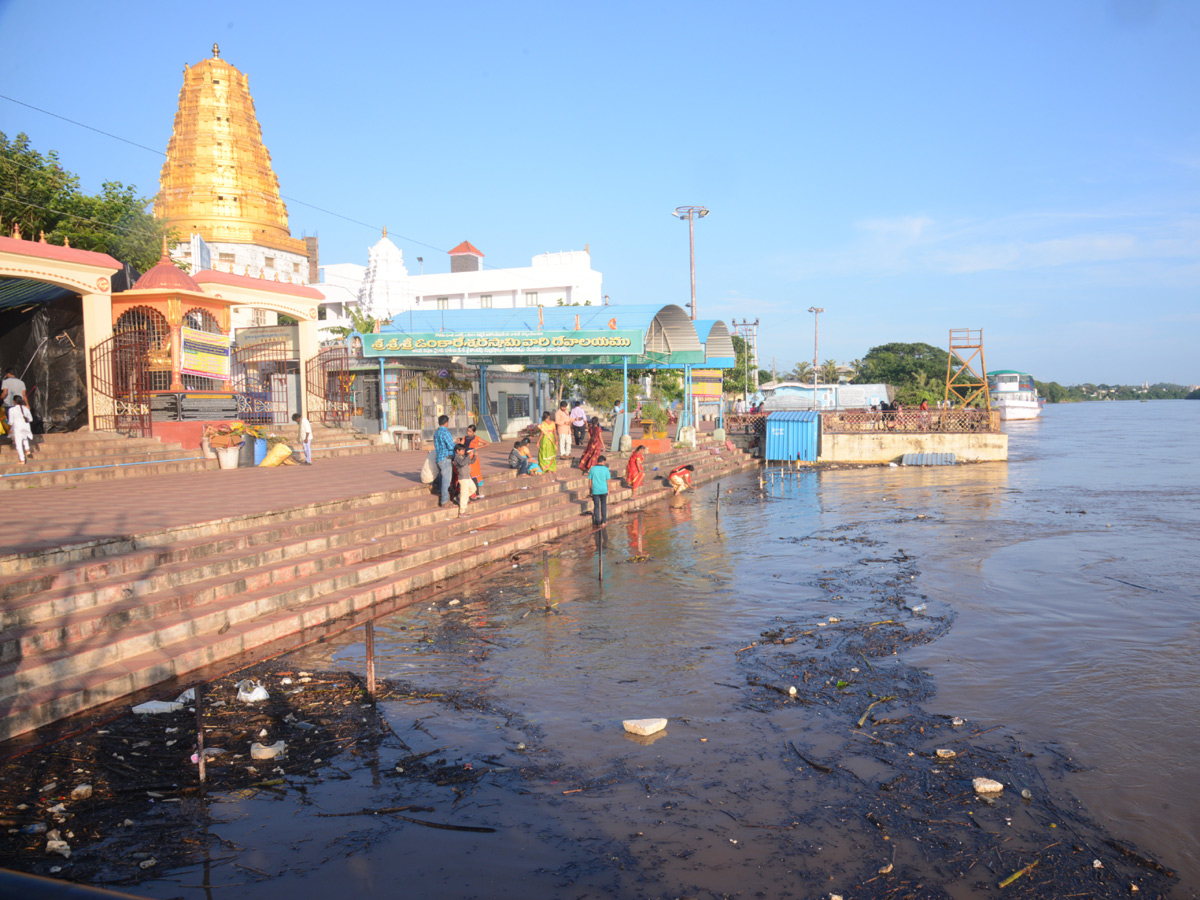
[453,444,475,517]
[589,454,611,526]
[292,412,313,465]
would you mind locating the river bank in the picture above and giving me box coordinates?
[0,449,1185,897]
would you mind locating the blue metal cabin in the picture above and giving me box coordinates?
[764,410,819,462]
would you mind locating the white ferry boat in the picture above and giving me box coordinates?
[988,370,1042,420]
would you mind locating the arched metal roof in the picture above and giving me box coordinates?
[694,319,736,365]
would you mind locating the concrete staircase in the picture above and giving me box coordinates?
[303,422,395,461]
[0,442,755,742]
[0,431,211,491]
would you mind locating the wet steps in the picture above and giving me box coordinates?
[0,441,755,741]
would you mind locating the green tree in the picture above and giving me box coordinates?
[821,358,840,385]
[789,360,813,382]
[320,306,377,339]
[858,341,949,388]
[722,335,755,396]
[1,131,169,272]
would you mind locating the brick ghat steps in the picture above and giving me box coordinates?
[0,442,755,742]
[302,423,395,461]
[0,431,211,491]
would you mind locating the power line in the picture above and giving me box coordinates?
[1,92,574,284]
[2,194,154,238]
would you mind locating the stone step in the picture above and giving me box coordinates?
[0,478,595,699]
[0,455,214,491]
[0,464,574,603]
[0,451,744,672]
[0,473,579,639]
[0,448,748,739]
[0,446,197,475]
[0,445,755,740]
[0,443,735,636]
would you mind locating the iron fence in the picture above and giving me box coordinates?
[821,408,998,434]
[89,331,151,437]
[231,339,291,426]
[726,413,768,437]
[305,345,352,425]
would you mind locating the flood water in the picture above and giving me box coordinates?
[128,400,1198,898]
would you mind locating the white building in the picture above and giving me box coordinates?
[318,234,605,328]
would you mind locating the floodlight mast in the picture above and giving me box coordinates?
[672,206,709,320]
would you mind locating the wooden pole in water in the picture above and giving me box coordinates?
[716,481,721,521]
[365,620,376,695]
[543,550,551,602]
[194,682,206,786]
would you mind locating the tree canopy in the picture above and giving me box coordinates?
[1,131,169,273]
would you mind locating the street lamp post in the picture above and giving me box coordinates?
[808,306,824,409]
[672,206,709,320]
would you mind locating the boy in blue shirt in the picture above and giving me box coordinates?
[588,454,611,526]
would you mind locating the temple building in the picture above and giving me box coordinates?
[155,44,317,328]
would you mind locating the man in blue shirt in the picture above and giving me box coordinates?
[588,454,611,526]
[433,414,455,507]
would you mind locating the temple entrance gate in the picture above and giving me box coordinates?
[231,339,293,426]
[89,330,151,437]
[305,345,351,425]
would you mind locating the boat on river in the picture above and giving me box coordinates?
[988,369,1042,420]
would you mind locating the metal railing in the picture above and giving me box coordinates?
[726,413,768,436]
[821,408,999,434]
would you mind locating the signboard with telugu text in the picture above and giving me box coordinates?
[180,326,230,380]
[692,369,724,398]
[362,330,644,358]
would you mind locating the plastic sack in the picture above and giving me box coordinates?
[236,679,269,703]
[259,443,293,467]
[419,449,437,484]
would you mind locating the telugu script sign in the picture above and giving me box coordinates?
[180,326,231,380]
[362,330,644,358]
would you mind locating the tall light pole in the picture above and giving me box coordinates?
[809,306,824,409]
[672,206,709,320]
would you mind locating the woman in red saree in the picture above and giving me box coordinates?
[625,445,646,493]
[668,463,694,495]
[578,416,605,473]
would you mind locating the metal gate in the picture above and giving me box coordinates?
[90,331,151,437]
[232,339,291,425]
[305,345,352,425]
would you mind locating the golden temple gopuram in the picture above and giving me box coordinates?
[156,44,306,257]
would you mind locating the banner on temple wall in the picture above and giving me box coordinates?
[362,330,645,358]
[692,369,724,398]
[180,326,231,380]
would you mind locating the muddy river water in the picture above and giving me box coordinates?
[122,400,1197,899]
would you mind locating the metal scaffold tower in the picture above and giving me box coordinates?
[944,328,991,409]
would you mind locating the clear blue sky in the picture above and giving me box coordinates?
[2,0,1197,385]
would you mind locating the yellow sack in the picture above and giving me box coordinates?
[259,442,293,467]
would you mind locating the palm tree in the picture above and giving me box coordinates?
[321,306,377,339]
[790,361,813,382]
[821,358,840,385]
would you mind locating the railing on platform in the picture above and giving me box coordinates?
[821,408,998,433]
[726,413,768,437]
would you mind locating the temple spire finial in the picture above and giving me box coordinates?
[213,43,220,58]
[382,226,387,238]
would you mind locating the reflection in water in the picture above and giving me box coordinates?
[278,401,1198,896]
